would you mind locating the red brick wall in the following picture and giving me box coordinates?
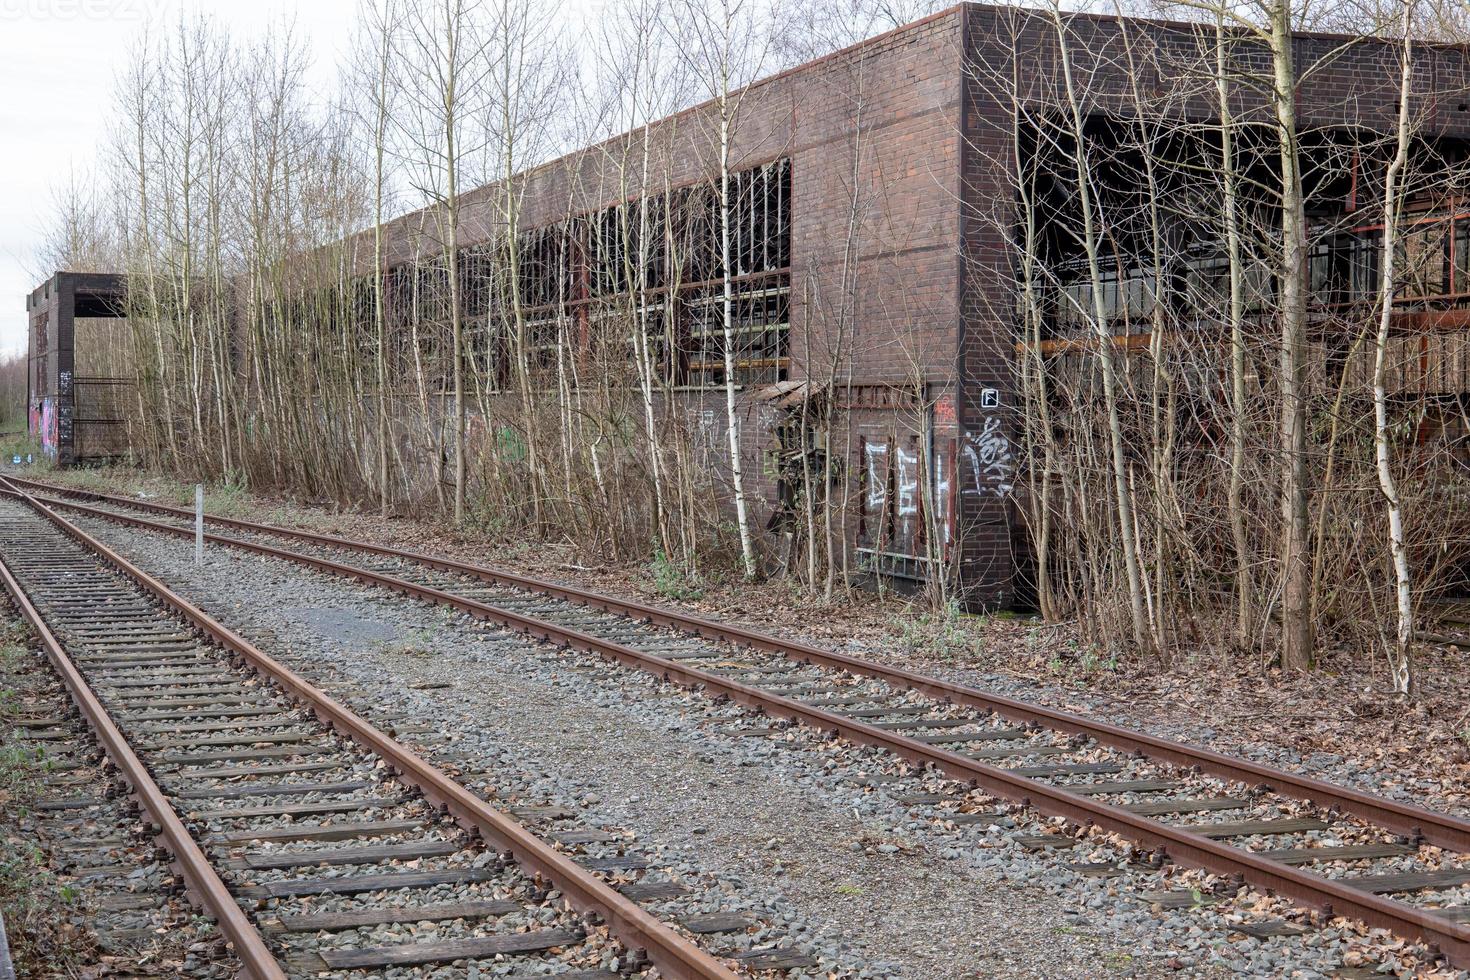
[360,3,1470,606]
[954,4,1470,608]
[365,7,970,567]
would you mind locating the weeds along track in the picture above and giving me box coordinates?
[7,473,1470,970]
[0,487,746,980]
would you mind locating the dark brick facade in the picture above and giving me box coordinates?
[345,3,1470,608]
[44,4,1465,603]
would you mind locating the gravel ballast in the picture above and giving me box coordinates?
[62,509,1467,978]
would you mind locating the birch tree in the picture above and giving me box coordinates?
[1372,0,1419,693]
[1048,4,1151,650]
[674,0,776,580]
[396,0,495,523]
[349,0,403,513]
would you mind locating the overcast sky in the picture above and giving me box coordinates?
[0,0,363,358]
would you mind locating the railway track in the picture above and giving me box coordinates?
[0,621,233,972]
[0,487,750,979]
[7,473,1470,971]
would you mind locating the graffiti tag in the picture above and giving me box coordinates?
[962,416,1013,497]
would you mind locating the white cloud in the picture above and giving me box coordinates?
[0,0,358,357]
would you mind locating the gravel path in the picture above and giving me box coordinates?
[68,510,1456,978]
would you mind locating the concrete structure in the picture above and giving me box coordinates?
[25,272,132,466]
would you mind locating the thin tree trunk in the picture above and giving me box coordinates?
[1054,9,1149,650]
[1217,17,1255,649]
[1270,1,1313,671]
[1374,3,1416,694]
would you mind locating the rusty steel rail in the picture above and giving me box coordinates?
[14,474,1470,852]
[10,477,1469,966]
[0,525,286,979]
[0,479,739,980]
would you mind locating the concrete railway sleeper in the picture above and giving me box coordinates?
[0,492,744,980]
[8,475,1470,969]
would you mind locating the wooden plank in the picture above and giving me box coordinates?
[1007,763,1123,777]
[155,744,330,764]
[1342,869,1470,894]
[240,867,497,900]
[1141,889,1221,910]
[241,840,461,870]
[121,706,281,723]
[95,670,232,687]
[77,651,206,664]
[34,798,105,811]
[84,657,210,670]
[839,707,926,719]
[1064,779,1184,796]
[1123,797,1250,817]
[96,894,162,911]
[205,819,423,845]
[876,717,1004,730]
[114,695,269,711]
[941,811,1007,826]
[577,855,651,872]
[275,899,520,933]
[1231,920,1311,938]
[680,913,755,934]
[799,695,879,708]
[552,830,625,845]
[965,745,1068,761]
[507,805,575,822]
[187,797,403,821]
[1064,861,1126,878]
[1181,818,1331,839]
[1014,833,1074,850]
[168,761,342,781]
[754,683,843,696]
[733,949,820,970]
[12,728,73,741]
[317,928,582,969]
[134,717,302,735]
[174,779,372,801]
[908,729,1027,744]
[1255,843,1414,866]
[617,880,689,901]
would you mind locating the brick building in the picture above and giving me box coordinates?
[34,3,1470,606]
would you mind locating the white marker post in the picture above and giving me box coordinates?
[194,484,204,566]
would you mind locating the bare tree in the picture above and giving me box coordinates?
[674,0,777,580]
[396,0,496,522]
[349,0,404,514]
[1372,0,1419,693]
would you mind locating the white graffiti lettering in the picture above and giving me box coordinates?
[963,416,1013,497]
[895,446,919,517]
[865,441,889,510]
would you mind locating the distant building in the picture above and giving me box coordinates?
[25,272,131,466]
